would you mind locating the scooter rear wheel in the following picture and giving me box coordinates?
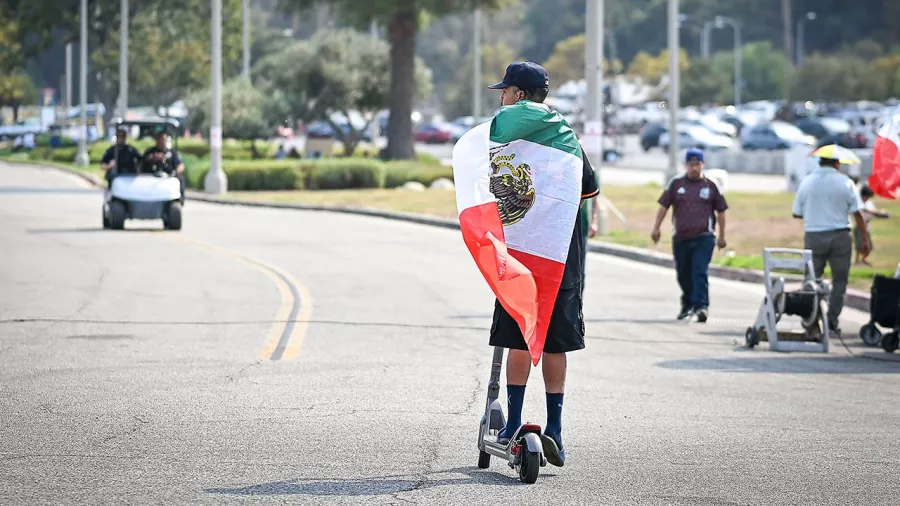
[518,450,540,484]
[477,450,490,469]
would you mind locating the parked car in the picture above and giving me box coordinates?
[305,120,372,142]
[639,122,667,151]
[414,123,452,144]
[795,116,867,149]
[741,121,815,150]
[659,125,734,151]
[0,118,44,141]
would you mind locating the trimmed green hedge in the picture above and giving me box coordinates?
[383,161,453,188]
[299,159,386,190]
[188,158,452,192]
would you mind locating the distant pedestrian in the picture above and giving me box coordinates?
[650,148,728,323]
[791,156,870,335]
[854,184,889,266]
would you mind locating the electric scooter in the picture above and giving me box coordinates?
[476,346,547,484]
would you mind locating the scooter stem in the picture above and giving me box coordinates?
[485,346,504,414]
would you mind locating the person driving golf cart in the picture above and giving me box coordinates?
[100,127,142,186]
[141,130,186,203]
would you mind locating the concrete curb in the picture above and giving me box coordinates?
[9,159,873,313]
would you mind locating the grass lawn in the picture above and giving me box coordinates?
[227,184,900,291]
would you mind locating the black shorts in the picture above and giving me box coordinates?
[488,283,586,354]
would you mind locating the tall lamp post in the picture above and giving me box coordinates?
[714,15,742,108]
[677,13,710,59]
[118,0,128,121]
[586,0,607,235]
[242,0,250,81]
[664,0,680,182]
[75,0,90,166]
[796,11,816,67]
[204,0,228,194]
[473,8,482,122]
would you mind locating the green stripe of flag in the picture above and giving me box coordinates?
[489,100,582,158]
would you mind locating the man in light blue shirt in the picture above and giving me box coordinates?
[792,156,870,334]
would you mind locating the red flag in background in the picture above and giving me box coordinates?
[870,111,900,199]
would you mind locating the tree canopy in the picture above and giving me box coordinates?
[184,78,273,151]
[253,28,432,155]
[277,0,512,159]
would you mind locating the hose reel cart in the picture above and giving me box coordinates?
[745,248,830,352]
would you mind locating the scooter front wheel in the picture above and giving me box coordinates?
[518,450,540,484]
[477,450,490,469]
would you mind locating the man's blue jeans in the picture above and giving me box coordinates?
[672,234,716,311]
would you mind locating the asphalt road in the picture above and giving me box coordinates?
[2,162,899,505]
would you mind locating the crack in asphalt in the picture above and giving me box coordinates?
[38,402,59,416]
[389,430,441,506]
[99,415,150,445]
[225,361,261,383]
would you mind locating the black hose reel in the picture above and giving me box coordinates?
[775,280,823,329]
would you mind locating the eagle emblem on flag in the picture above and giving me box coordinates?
[489,145,536,226]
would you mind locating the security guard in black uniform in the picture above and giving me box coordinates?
[100,127,142,186]
[141,130,186,203]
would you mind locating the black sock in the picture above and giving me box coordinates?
[545,392,564,443]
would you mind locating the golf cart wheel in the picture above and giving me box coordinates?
[477,450,490,469]
[882,331,900,353]
[859,323,882,347]
[102,206,110,229]
[518,450,540,484]
[745,327,760,348]
[109,201,126,230]
[166,202,182,230]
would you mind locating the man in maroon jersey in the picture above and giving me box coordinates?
[650,148,728,322]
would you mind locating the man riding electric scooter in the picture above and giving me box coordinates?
[485,61,599,468]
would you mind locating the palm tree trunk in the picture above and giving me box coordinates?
[385,0,417,161]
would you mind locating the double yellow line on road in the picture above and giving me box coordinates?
[165,235,313,361]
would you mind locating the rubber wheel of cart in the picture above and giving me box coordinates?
[745,327,760,348]
[881,331,899,353]
[166,202,182,231]
[859,323,882,347]
[109,201,126,230]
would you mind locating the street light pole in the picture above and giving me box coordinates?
[715,16,741,108]
[369,21,380,147]
[242,0,250,81]
[65,43,73,110]
[585,0,607,235]
[75,0,89,166]
[118,0,128,120]
[701,21,713,59]
[665,0,680,182]
[473,8,482,122]
[796,11,816,67]
[205,0,228,194]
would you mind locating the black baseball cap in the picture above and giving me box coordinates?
[488,61,550,90]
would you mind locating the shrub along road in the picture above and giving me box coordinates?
[2,161,899,505]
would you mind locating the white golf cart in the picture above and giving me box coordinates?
[102,118,184,231]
